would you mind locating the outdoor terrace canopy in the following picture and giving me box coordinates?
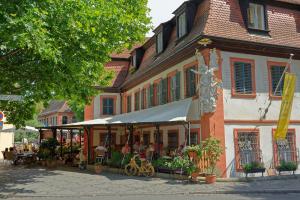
[37,98,194,163]
[56,98,193,128]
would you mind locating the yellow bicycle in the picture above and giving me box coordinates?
[124,155,155,177]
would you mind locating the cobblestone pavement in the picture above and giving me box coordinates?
[1,163,300,200]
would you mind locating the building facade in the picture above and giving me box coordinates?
[84,0,300,177]
[38,100,76,139]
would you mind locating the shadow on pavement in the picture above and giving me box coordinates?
[0,165,59,196]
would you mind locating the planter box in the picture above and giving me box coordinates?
[276,168,297,175]
[155,167,174,174]
[244,168,266,178]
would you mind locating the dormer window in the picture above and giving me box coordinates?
[247,3,266,30]
[156,32,163,54]
[177,12,187,38]
[132,53,137,68]
[131,48,144,70]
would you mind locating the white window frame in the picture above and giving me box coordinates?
[132,54,136,68]
[248,3,265,30]
[178,12,187,38]
[156,32,163,54]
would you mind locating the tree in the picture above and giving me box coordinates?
[0,0,151,128]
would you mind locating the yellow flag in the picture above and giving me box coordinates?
[275,73,297,140]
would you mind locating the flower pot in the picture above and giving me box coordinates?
[188,151,197,159]
[191,172,199,182]
[41,160,47,166]
[46,160,57,169]
[205,174,217,184]
[95,165,103,174]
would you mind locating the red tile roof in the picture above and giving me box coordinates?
[39,101,72,117]
[276,0,300,5]
[204,0,300,49]
[110,0,300,90]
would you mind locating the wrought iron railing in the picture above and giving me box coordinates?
[238,149,263,169]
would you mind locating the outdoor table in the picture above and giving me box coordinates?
[16,153,36,165]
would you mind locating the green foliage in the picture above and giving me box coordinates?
[276,161,298,171]
[107,151,123,168]
[152,157,172,169]
[38,138,59,160]
[202,137,223,175]
[0,0,151,127]
[14,131,39,143]
[243,162,265,173]
[152,156,196,175]
[184,144,202,157]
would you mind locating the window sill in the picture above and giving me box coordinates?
[247,28,270,35]
[269,95,282,100]
[231,93,257,99]
[101,114,115,117]
[175,33,188,45]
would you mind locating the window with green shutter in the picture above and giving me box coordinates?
[170,76,176,102]
[186,67,196,97]
[156,81,163,105]
[141,89,145,109]
[271,66,285,96]
[127,95,131,113]
[148,85,154,108]
[134,92,140,111]
[103,98,114,115]
[176,71,181,101]
[234,62,253,94]
[162,78,168,104]
[170,72,181,102]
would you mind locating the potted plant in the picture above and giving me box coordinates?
[276,161,298,174]
[184,145,202,160]
[43,138,59,168]
[186,164,198,182]
[94,162,103,174]
[152,157,173,174]
[202,137,223,184]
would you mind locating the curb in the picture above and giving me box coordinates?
[190,189,300,195]
[84,165,300,183]
[5,189,300,198]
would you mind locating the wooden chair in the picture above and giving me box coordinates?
[1,151,6,163]
[5,152,15,165]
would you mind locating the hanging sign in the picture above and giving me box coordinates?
[274,73,297,140]
[0,111,4,130]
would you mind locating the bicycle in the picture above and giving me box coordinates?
[124,155,155,177]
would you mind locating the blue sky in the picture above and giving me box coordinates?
[147,0,186,36]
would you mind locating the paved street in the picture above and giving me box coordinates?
[1,164,300,200]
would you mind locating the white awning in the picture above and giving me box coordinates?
[1,125,39,133]
[107,97,192,124]
[59,98,192,128]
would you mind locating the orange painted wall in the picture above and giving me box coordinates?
[200,48,227,177]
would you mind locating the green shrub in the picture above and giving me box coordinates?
[107,151,122,168]
[184,145,202,157]
[243,162,265,173]
[276,161,298,171]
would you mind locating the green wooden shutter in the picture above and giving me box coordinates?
[149,85,154,107]
[190,67,196,96]
[141,90,144,109]
[162,78,167,104]
[234,62,253,94]
[176,71,181,101]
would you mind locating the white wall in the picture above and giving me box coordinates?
[225,124,300,177]
[0,132,14,159]
[222,51,300,120]
[221,51,300,177]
